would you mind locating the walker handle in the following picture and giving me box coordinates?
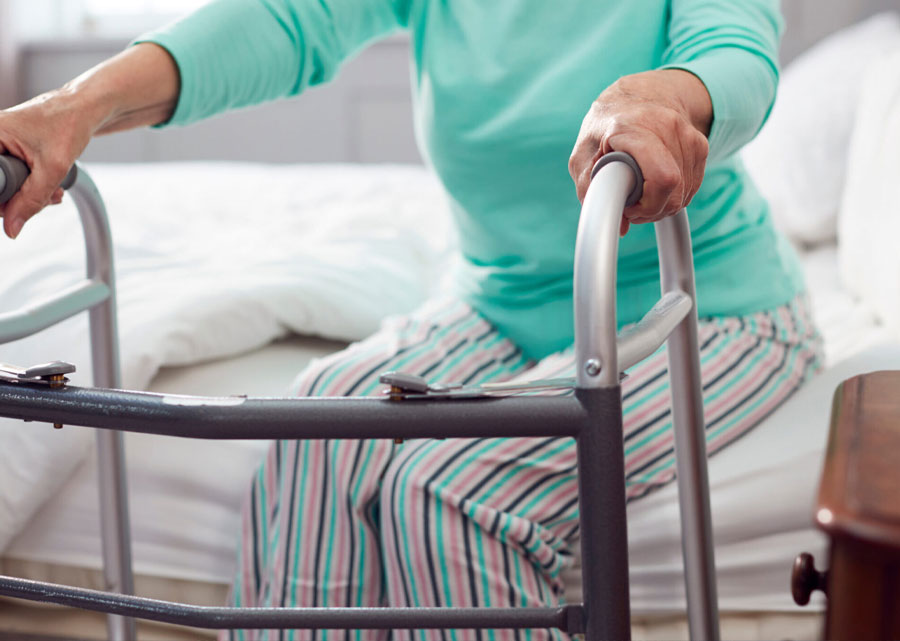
[574,150,721,641]
[0,154,78,205]
[591,151,643,206]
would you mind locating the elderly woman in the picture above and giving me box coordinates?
[0,1,820,639]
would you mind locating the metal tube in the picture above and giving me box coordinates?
[0,280,111,343]
[575,387,630,641]
[69,168,136,641]
[0,574,581,632]
[0,386,585,440]
[616,290,692,373]
[573,161,633,389]
[655,211,720,641]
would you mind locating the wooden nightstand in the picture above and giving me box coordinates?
[792,370,900,640]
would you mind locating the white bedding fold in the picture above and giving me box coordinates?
[0,162,453,551]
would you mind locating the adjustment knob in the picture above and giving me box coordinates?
[791,552,828,606]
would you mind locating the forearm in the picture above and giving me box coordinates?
[55,43,179,136]
[0,43,179,237]
[661,0,782,162]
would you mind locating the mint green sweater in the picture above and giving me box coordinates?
[139,0,803,359]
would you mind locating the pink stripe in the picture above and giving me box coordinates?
[479,503,507,608]
[364,444,395,607]
[440,337,520,385]
[631,350,806,498]
[706,361,805,455]
[485,449,577,516]
[390,317,493,385]
[240,500,254,607]
[297,442,326,608]
[703,342,787,421]
[329,307,477,396]
[511,514,546,607]
[626,341,785,470]
[264,448,277,522]
[326,442,361,605]
[448,493,471,608]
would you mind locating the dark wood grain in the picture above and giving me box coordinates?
[815,370,900,640]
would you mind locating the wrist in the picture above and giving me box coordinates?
[613,69,712,137]
[654,69,712,137]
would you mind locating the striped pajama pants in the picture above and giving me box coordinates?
[227,295,822,641]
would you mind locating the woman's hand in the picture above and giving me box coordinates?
[0,43,179,239]
[0,92,95,238]
[569,69,712,235]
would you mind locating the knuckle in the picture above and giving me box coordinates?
[655,164,680,191]
[568,153,579,178]
[46,155,70,179]
[693,131,710,157]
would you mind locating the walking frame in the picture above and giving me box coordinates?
[0,151,720,641]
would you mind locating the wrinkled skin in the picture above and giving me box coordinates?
[569,69,712,236]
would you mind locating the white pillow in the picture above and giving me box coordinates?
[742,12,900,246]
[838,49,900,339]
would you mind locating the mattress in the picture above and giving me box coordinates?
[2,243,898,641]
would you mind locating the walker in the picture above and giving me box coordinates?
[0,151,720,641]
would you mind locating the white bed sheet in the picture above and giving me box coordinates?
[6,244,900,615]
[0,162,453,552]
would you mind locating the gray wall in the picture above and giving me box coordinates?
[780,0,899,63]
[13,0,897,164]
[19,35,421,164]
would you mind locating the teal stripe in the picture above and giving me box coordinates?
[708,344,800,441]
[499,515,531,641]
[322,443,343,619]
[624,331,775,457]
[289,443,313,610]
[233,565,244,641]
[352,441,377,641]
[313,302,468,395]
[424,331,505,382]
[405,438,509,616]
[646,342,802,481]
[434,477,460,641]
[357,314,485,396]
[396,440,445,607]
[257,468,268,576]
[475,439,572,505]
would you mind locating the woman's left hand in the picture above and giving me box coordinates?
[569,69,712,236]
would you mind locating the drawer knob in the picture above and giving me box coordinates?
[791,552,828,605]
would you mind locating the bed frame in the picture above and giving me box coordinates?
[0,153,720,641]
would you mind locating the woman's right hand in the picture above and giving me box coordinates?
[0,43,180,239]
[0,91,96,238]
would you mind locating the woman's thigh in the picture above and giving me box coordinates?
[290,298,532,398]
[377,297,823,615]
[511,295,824,501]
[242,298,534,610]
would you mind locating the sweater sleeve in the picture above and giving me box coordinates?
[659,0,783,164]
[135,0,409,127]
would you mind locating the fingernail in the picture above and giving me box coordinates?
[9,218,23,239]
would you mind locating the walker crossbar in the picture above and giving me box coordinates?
[0,575,583,632]
[0,152,720,641]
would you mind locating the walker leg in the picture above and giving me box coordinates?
[575,387,631,641]
[656,211,720,641]
[91,293,135,641]
[72,173,136,641]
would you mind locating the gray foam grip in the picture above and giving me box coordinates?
[0,155,30,205]
[0,154,78,205]
[590,151,644,207]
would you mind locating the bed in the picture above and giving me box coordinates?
[2,13,900,641]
